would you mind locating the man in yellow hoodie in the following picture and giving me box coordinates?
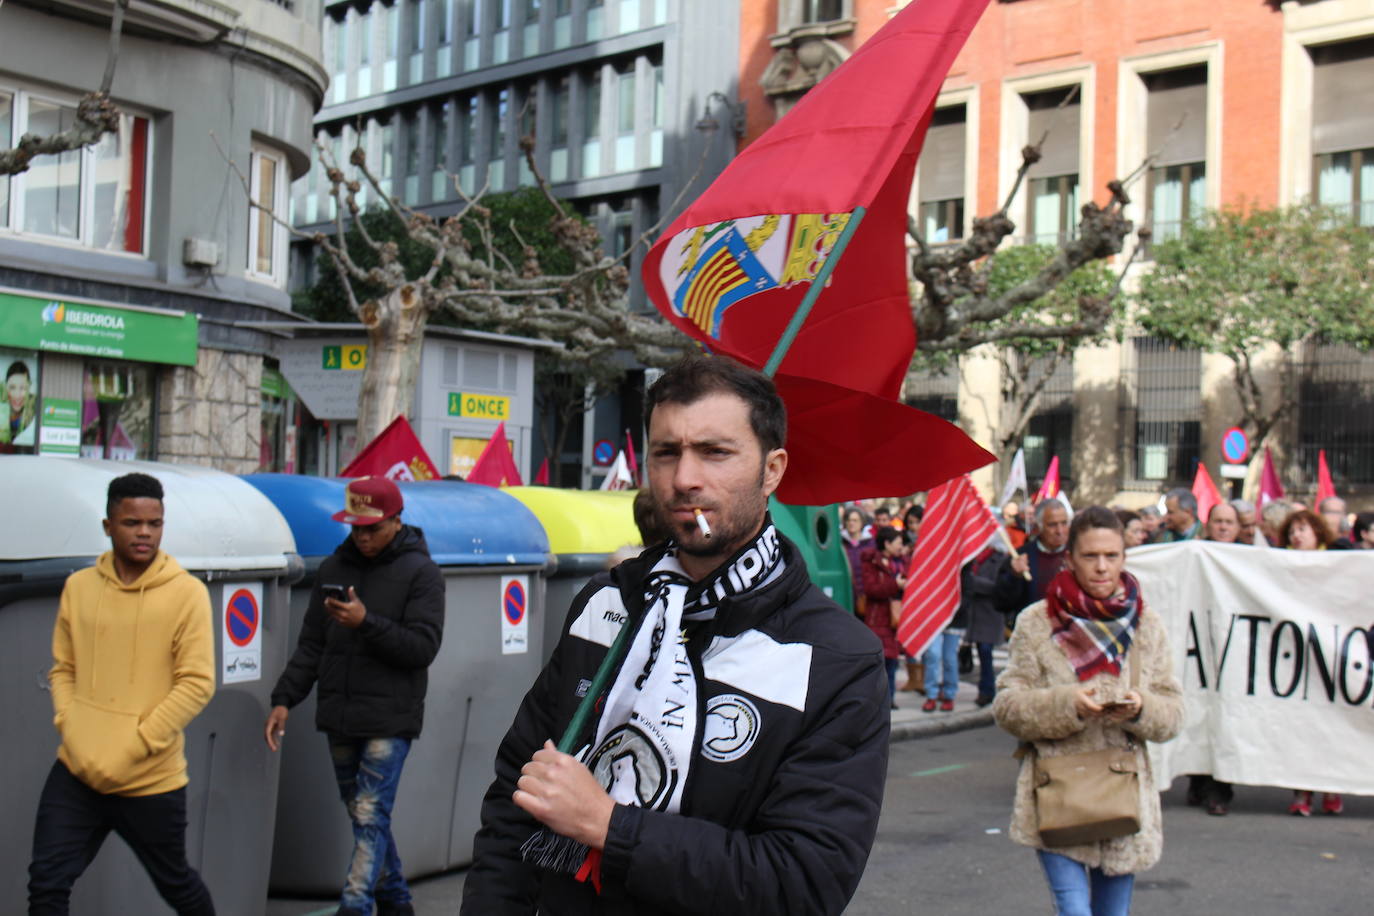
[28,472,217,916]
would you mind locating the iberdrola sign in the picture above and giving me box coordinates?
[0,290,198,366]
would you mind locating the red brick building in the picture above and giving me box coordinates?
[739,0,1374,508]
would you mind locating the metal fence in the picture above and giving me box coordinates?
[1297,341,1374,486]
[1020,354,1075,486]
[1120,336,1200,489]
[904,363,960,425]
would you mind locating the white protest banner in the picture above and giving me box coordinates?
[1128,541,1374,796]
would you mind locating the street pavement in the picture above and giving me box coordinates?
[267,663,1373,915]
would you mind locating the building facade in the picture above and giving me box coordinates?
[0,0,325,472]
[289,0,742,484]
[740,0,1374,508]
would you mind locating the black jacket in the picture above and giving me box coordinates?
[462,534,890,916]
[270,524,444,739]
[995,538,1067,621]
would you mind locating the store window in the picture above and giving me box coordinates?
[0,88,150,254]
[81,361,156,461]
[259,367,293,473]
[248,146,288,286]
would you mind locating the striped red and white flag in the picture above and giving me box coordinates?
[897,474,1001,658]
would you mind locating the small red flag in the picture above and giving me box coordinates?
[624,429,640,486]
[340,415,440,481]
[897,475,1000,659]
[1192,462,1222,528]
[1034,456,1061,504]
[534,457,550,486]
[1259,447,1285,508]
[467,421,524,487]
[1316,449,1336,505]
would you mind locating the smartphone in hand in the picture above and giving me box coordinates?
[321,583,349,603]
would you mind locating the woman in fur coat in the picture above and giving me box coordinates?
[993,506,1184,916]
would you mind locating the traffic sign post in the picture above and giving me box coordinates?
[500,575,529,655]
[592,439,615,467]
[1221,427,1250,464]
[222,583,263,683]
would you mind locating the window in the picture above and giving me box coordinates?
[802,0,845,24]
[259,367,291,473]
[458,95,478,191]
[518,85,536,186]
[1127,337,1200,485]
[249,147,288,284]
[650,63,663,167]
[357,7,373,95]
[587,0,604,41]
[1023,87,1080,245]
[1144,66,1207,243]
[555,0,572,47]
[523,0,541,56]
[1298,341,1374,484]
[615,62,636,172]
[1312,37,1374,226]
[1,89,150,254]
[81,361,156,461]
[582,68,603,178]
[618,0,639,34]
[403,113,421,202]
[551,75,570,181]
[494,0,511,63]
[490,90,508,188]
[384,2,401,91]
[918,104,966,243]
[464,0,482,69]
[409,0,426,83]
[432,101,451,200]
[329,14,349,102]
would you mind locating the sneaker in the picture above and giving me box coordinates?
[940,698,954,712]
[974,694,994,708]
[921,699,937,713]
[1289,791,1312,817]
[1321,793,1343,815]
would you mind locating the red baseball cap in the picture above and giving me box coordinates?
[333,476,403,525]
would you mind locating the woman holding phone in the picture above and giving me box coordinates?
[993,506,1184,916]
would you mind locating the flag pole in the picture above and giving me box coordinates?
[761,206,868,378]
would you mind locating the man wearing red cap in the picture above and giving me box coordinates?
[263,477,444,916]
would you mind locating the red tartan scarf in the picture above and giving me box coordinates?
[1044,568,1142,681]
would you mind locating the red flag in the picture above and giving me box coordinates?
[533,457,550,486]
[1192,462,1222,528]
[624,428,640,486]
[641,0,994,503]
[467,421,524,487]
[1259,446,1285,508]
[896,475,1001,658]
[1034,456,1062,503]
[340,415,440,481]
[1316,449,1336,505]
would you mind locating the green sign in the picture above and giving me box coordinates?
[0,291,199,366]
[322,344,367,370]
[37,396,81,457]
[261,367,292,400]
[447,391,511,420]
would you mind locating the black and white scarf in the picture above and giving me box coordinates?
[522,521,785,884]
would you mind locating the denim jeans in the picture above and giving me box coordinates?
[329,736,413,913]
[28,761,215,916]
[1036,850,1135,916]
[884,657,899,703]
[923,629,963,700]
[977,641,997,698]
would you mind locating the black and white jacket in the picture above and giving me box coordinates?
[462,534,891,916]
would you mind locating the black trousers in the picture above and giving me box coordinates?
[28,760,216,916]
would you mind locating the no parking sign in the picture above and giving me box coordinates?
[222,583,263,684]
[500,575,529,655]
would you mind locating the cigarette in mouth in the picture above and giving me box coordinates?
[693,508,712,539]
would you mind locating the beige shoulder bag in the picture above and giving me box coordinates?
[1021,653,1143,848]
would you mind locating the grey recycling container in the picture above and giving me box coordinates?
[502,487,642,665]
[0,457,298,916]
[242,474,550,892]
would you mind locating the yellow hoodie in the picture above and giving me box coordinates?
[50,551,215,796]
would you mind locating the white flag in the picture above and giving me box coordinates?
[600,450,634,491]
[998,448,1027,508]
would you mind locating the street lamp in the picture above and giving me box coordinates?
[695,91,746,138]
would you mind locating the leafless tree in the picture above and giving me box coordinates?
[0,0,129,176]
